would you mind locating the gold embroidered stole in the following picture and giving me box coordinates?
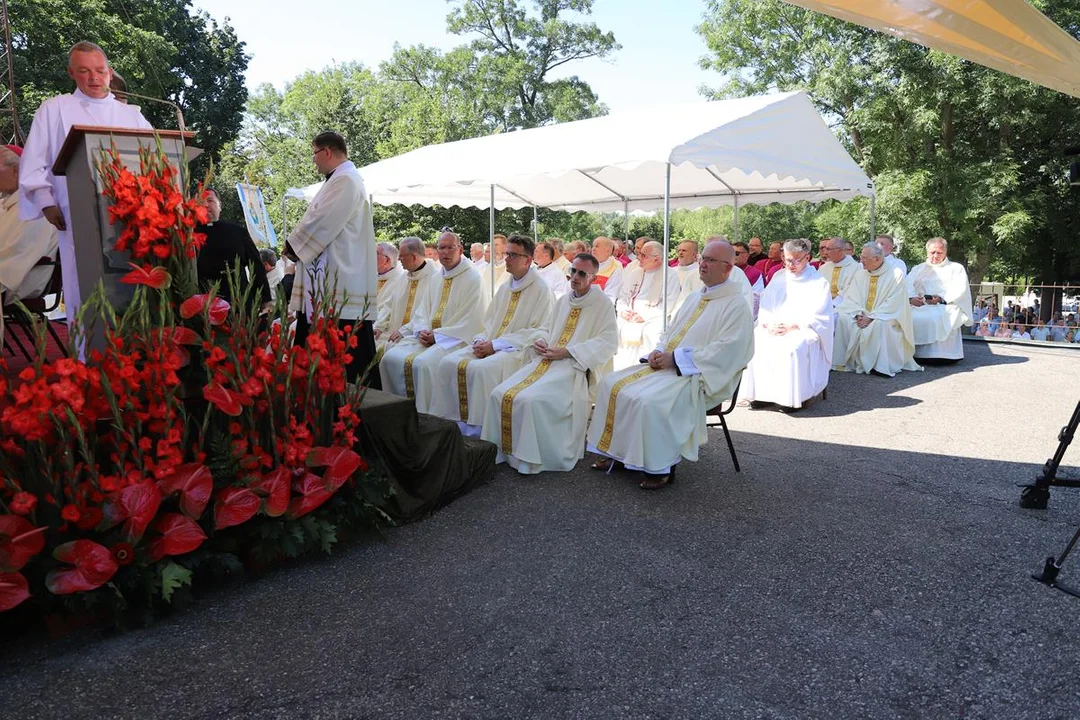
[866,275,880,312]
[456,287,526,421]
[405,276,455,399]
[830,266,841,298]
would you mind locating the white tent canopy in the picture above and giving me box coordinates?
[285,91,874,213]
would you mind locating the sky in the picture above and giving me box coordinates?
[193,0,721,114]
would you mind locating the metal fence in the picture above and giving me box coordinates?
[968,282,1080,343]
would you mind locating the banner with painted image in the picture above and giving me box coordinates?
[236,182,277,248]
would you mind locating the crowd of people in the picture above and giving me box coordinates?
[971,300,1080,343]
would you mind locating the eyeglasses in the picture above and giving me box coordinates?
[505,251,530,260]
[566,268,591,279]
[734,249,748,255]
[784,255,810,266]
[312,147,329,157]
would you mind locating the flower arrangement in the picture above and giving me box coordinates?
[0,140,386,622]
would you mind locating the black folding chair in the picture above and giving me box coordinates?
[2,255,66,362]
[705,376,743,472]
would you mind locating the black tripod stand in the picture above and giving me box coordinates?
[1019,399,1080,509]
[1033,526,1080,598]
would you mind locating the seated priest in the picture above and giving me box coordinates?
[374,241,406,329]
[612,240,681,370]
[431,233,555,434]
[480,232,510,297]
[585,240,754,490]
[532,240,570,298]
[818,236,860,360]
[195,189,271,307]
[877,235,907,274]
[906,237,973,361]
[379,231,486,412]
[742,238,833,412]
[0,145,58,305]
[375,239,434,351]
[482,252,617,474]
[833,242,921,377]
[550,238,571,273]
[672,240,703,310]
[590,236,624,301]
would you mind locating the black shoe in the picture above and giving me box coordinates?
[748,401,769,410]
[639,466,675,490]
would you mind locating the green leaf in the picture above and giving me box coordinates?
[160,561,193,604]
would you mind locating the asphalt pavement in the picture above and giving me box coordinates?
[2,340,1080,719]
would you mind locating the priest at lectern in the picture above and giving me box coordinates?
[18,41,152,322]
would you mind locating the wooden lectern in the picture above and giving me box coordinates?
[52,125,198,351]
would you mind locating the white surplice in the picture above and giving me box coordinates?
[585,277,754,474]
[834,263,922,376]
[535,261,570,298]
[742,266,833,408]
[818,255,860,309]
[376,260,441,354]
[480,259,510,298]
[373,264,407,342]
[19,89,152,321]
[0,192,58,301]
[483,286,617,474]
[379,257,487,412]
[613,265,681,370]
[593,256,624,302]
[906,258,973,359]
[431,266,555,427]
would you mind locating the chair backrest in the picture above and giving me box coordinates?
[5,255,63,313]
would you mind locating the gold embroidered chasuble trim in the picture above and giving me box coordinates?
[404,276,455,398]
[456,288,525,421]
[498,307,583,454]
[401,279,419,325]
[830,266,841,298]
[596,297,711,453]
[866,275,880,312]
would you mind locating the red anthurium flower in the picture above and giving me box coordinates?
[0,516,47,572]
[286,472,335,519]
[111,542,135,566]
[158,463,213,520]
[171,326,202,345]
[214,488,260,530]
[120,480,162,541]
[0,572,31,612]
[45,540,119,595]
[120,263,171,290]
[255,467,291,518]
[202,382,251,417]
[306,446,363,492]
[148,513,207,562]
[180,294,230,325]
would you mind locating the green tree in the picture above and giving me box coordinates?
[8,0,249,174]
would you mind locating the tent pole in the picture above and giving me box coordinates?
[733,195,739,243]
[281,195,287,240]
[662,163,672,332]
[623,199,629,246]
[490,185,496,298]
[532,206,538,243]
[869,192,877,243]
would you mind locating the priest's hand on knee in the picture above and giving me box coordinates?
[539,345,570,361]
[472,340,494,358]
[648,350,674,370]
[389,330,403,343]
[43,206,66,231]
[909,296,925,307]
[418,330,435,347]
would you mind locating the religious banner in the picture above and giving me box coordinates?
[236,182,277,248]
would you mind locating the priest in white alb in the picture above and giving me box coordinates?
[373,241,406,340]
[833,243,922,376]
[374,237,439,352]
[612,240,681,370]
[19,41,152,323]
[586,240,754,489]
[906,237,973,361]
[431,234,555,434]
[379,231,486,412]
[671,240,703,313]
[482,253,618,474]
[818,237,860,309]
[532,240,570,298]
[742,238,833,412]
[877,235,908,274]
[480,233,509,298]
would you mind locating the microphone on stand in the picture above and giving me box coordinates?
[113,90,188,137]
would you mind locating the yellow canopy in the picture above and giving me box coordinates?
[782,0,1080,97]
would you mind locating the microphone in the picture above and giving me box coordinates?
[112,90,188,136]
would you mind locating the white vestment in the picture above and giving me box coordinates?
[585,278,754,474]
[19,89,151,321]
[743,266,833,408]
[554,255,571,273]
[379,257,487,412]
[431,267,555,427]
[535,261,570,298]
[672,263,703,315]
[375,260,441,353]
[480,259,510,298]
[818,255,860,309]
[907,258,973,359]
[613,265,681,370]
[373,264,407,341]
[834,263,921,376]
[286,160,376,321]
[0,192,58,301]
[886,254,908,274]
[593,256,624,302]
[483,287,617,474]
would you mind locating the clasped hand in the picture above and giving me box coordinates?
[472,340,495,358]
[855,313,873,329]
[417,329,435,347]
[647,350,674,370]
[533,338,570,361]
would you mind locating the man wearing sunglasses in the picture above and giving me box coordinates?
[586,240,753,489]
[431,233,554,436]
[482,252,617,474]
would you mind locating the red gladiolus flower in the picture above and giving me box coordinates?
[179,294,230,325]
[0,516,47,571]
[147,514,207,562]
[0,572,30,612]
[120,263,171,290]
[60,504,81,523]
[111,542,135,566]
[45,540,119,595]
[10,492,37,516]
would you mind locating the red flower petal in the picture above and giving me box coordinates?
[0,516,47,572]
[213,488,260,530]
[180,294,231,325]
[0,572,30,612]
[179,294,207,320]
[120,263,171,290]
[171,326,201,345]
[256,467,291,518]
[306,446,363,492]
[286,472,335,519]
[147,513,207,562]
[120,480,162,541]
[158,463,213,520]
[46,540,119,594]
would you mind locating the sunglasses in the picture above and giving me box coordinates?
[566,268,591,279]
